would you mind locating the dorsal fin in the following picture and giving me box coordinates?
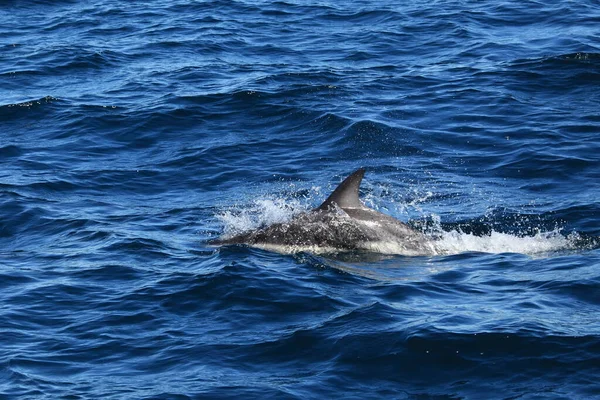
[316,168,365,211]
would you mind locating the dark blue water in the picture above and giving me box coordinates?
[2,1,600,398]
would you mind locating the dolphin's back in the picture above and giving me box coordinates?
[210,168,436,256]
[342,207,434,254]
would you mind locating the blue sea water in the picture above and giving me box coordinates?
[1,0,600,398]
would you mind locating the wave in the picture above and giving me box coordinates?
[505,52,600,90]
[512,52,600,67]
[0,96,59,112]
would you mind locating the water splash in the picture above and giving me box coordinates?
[432,228,579,256]
[216,198,307,237]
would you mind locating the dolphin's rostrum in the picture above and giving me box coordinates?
[211,168,436,255]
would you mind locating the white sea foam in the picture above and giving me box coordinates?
[432,229,579,256]
[217,198,306,237]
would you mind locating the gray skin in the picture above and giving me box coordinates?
[210,168,436,255]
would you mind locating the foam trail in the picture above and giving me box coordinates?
[432,229,579,256]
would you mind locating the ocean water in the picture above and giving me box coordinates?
[1,1,600,398]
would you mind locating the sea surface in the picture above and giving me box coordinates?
[1,1,600,399]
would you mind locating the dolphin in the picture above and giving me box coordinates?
[210,168,436,256]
